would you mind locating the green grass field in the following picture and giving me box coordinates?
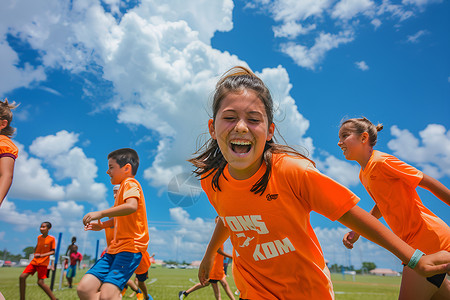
[0,266,401,299]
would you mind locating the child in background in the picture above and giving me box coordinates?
[338,117,450,299]
[19,221,58,300]
[78,148,149,300]
[189,66,450,299]
[0,98,19,208]
[179,245,234,300]
[179,217,235,300]
[65,236,77,256]
[66,245,83,288]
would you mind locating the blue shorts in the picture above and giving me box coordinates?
[67,265,77,278]
[86,252,142,290]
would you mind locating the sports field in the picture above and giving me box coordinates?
[0,266,401,299]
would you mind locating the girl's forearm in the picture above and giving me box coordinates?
[338,206,414,264]
[419,174,450,206]
[204,219,230,259]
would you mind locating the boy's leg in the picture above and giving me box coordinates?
[211,282,221,300]
[431,276,450,300]
[19,272,30,300]
[219,277,235,300]
[100,252,142,300]
[37,278,57,300]
[77,274,102,300]
[399,265,444,300]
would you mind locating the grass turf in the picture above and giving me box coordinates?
[0,266,400,299]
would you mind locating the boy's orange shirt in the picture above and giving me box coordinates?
[0,135,18,159]
[209,245,225,281]
[134,251,151,275]
[107,177,149,254]
[360,150,450,254]
[30,234,56,266]
[202,153,359,300]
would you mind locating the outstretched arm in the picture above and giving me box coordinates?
[343,204,382,249]
[217,247,233,259]
[199,218,230,285]
[339,205,450,277]
[84,218,114,231]
[419,173,450,206]
[83,198,138,225]
[0,156,15,207]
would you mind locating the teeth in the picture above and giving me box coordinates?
[231,141,251,145]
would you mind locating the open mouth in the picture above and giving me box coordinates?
[231,140,252,154]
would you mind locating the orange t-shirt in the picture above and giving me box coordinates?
[0,135,18,160]
[209,245,225,281]
[360,150,450,254]
[202,153,359,300]
[135,251,151,275]
[107,178,149,254]
[30,235,56,266]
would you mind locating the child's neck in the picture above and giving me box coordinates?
[41,233,48,237]
[358,148,373,170]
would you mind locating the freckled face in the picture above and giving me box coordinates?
[338,124,364,161]
[209,89,274,180]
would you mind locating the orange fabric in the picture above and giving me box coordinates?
[135,251,151,275]
[23,264,49,279]
[30,235,55,266]
[107,177,149,254]
[0,135,18,159]
[104,225,114,247]
[209,245,225,281]
[360,150,450,254]
[202,153,359,300]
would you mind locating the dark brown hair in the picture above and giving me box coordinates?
[340,117,383,147]
[189,66,314,195]
[108,148,139,175]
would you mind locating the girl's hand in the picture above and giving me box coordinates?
[198,256,214,285]
[415,250,450,277]
[343,231,360,249]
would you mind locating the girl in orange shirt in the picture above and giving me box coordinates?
[190,66,450,300]
[339,117,450,300]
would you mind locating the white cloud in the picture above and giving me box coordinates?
[387,124,450,178]
[402,0,443,9]
[331,0,375,20]
[268,0,334,22]
[406,29,428,43]
[316,154,361,187]
[355,60,369,71]
[9,132,107,205]
[280,30,354,70]
[371,18,382,29]
[273,22,316,39]
[9,142,65,201]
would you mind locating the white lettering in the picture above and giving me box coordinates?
[261,242,278,259]
[251,215,269,234]
[226,216,243,232]
[236,215,256,231]
[253,244,266,261]
[274,237,295,254]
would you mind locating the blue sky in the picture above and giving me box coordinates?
[0,0,448,271]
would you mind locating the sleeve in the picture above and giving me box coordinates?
[378,156,423,188]
[51,237,56,251]
[300,164,360,221]
[0,138,18,159]
[123,181,141,202]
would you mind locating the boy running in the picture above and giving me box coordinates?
[77,148,149,300]
[19,221,58,300]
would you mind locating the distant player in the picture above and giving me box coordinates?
[19,221,58,300]
[66,245,83,288]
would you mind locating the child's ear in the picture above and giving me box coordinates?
[0,119,8,131]
[267,123,275,141]
[208,119,216,140]
[124,163,132,174]
[360,132,369,144]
